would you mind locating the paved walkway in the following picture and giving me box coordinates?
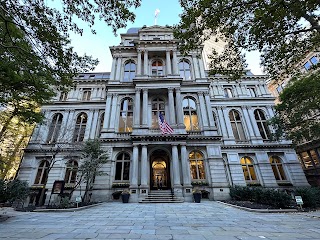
[1,202,320,240]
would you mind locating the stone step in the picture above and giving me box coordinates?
[139,190,183,203]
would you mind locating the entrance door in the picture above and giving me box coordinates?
[150,150,171,190]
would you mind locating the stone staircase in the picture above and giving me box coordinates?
[139,190,184,203]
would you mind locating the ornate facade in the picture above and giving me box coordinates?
[18,26,309,204]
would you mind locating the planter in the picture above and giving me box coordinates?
[121,194,130,203]
[193,193,201,203]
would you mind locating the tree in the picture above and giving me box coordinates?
[269,71,320,144]
[0,179,29,204]
[75,139,109,203]
[0,0,141,140]
[174,0,320,79]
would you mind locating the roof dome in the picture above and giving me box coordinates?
[127,27,140,34]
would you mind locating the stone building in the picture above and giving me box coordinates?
[17,26,309,205]
[267,52,320,186]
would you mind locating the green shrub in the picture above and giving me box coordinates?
[230,186,292,208]
[0,179,29,204]
[295,187,320,208]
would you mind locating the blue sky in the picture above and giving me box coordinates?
[69,0,263,74]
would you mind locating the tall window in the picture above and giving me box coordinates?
[183,97,199,131]
[59,92,68,101]
[123,61,136,82]
[47,113,63,144]
[119,98,133,132]
[73,113,87,142]
[224,88,233,98]
[34,160,49,184]
[96,112,104,137]
[82,89,91,101]
[254,109,271,140]
[229,110,247,141]
[189,151,206,180]
[151,60,163,76]
[115,152,130,181]
[65,160,78,184]
[179,60,191,80]
[269,156,287,181]
[247,87,257,97]
[240,157,257,182]
[152,98,165,128]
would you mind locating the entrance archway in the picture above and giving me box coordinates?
[150,149,171,190]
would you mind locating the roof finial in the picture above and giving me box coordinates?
[154,9,160,25]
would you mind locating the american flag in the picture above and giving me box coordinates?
[158,113,174,134]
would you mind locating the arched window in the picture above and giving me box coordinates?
[183,97,199,131]
[189,151,206,180]
[151,98,165,128]
[59,92,68,101]
[119,98,133,132]
[151,60,163,76]
[123,61,136,82]
[179,60,191,80]
[254,109,271,140]
[240,157,257,182]
[115,152,130,181]
[47,113,63,143]
[65,160,78,184]
[73,113,87,142]
[229,110,247,141]
[34,160,49,184]
[96,112,104,137]
[269,156,287,181]
[224,88,233,98]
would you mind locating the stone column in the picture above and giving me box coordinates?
[134,89,141,127]
[108,94,118,131]
[137,50,142,75]
[172,145,181,186]
[222,108,234,138]
[89,110,99,139]
[181,145,191,186]
[166,50,172,75]
[199,92,209,128]
[130,145,139,188]
[175,88,184,127]
[142,89,148,127]
[192,55,200,79]
[242,106,256,138]
[103,93,112,129]
[115,57,122,81]
[110,58,117,80]
[217,107,228,137]
[140,145,148,187]
[63,110,75,142]
[143,50,148,75]
[168,88,176,125]
[198,55,206,78]
[204,92,215,127]
[172,49,178,75]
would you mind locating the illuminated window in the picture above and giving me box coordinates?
[65,160,78,184]
[123,61,136,82]
[254,109,271,140]
[179,60,191,80]
[119,98,133,132]
[73,113,87,142]
[151,98,165,129]
[151,60,163,76]
[115,153,130,181]
[229,110,247,141]
[269,156,287,181]
[82,89,91,101]
[189,151,206,180]
[34,160,49,184]
[47,113,63,144]
[240,157,257,182]
[183,97,199,131]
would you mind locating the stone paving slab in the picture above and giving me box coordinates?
[1,202,320,240]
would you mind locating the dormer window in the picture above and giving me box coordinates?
[151,60,163,76]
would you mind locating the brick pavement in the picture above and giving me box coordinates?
[0,202,320,240]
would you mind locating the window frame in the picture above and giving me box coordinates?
[114,152,131,181]
[179,60,191,80]
[229,110,247,142]
[254,109,271,140]
[46,113,63,144]
[189,150,206,180]
[65,160,78,184]
[151,98,165,129]
[73,113,87,142]
[151,60,164,76]
[183,97,199,131]
[269,156,287,182]
[240,156,258,183]
[82,89,92,101]
[118,98,133,132]
[123,60,136,82]
[34,160,49,185]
